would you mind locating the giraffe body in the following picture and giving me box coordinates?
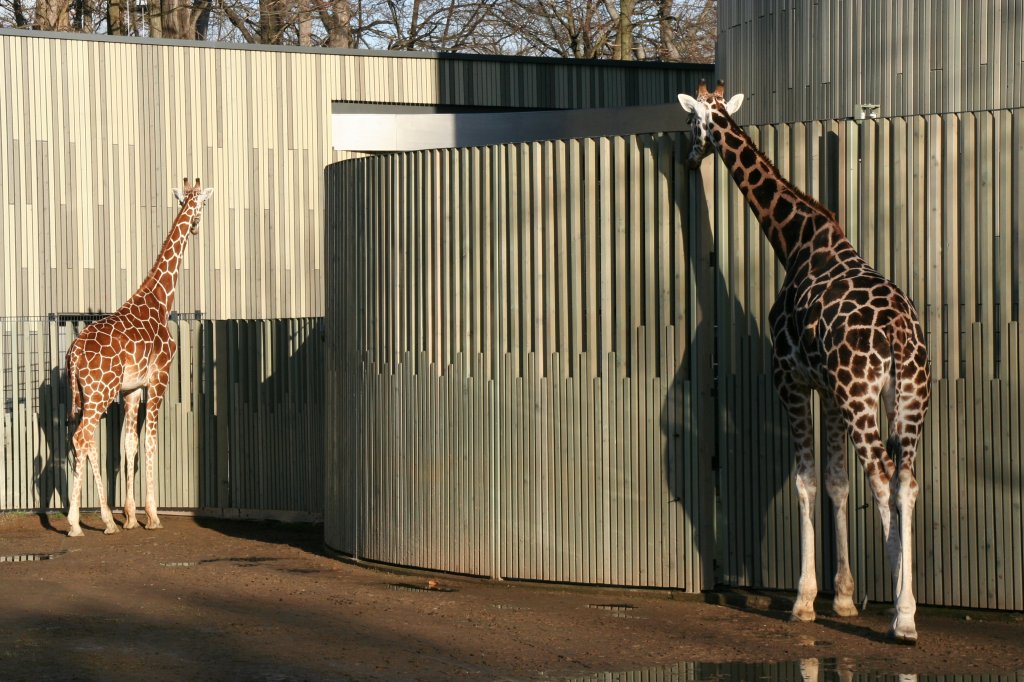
[679,83,930,643]
[65,179,213,537]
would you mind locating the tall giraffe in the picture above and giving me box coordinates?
[678,82,930,643]
[65,178,214,538]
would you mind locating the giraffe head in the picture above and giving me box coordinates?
[677,80,745,169]
[172,177,215,235]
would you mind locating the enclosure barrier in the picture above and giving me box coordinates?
[0,316,324,520]
[325,111,1023,610]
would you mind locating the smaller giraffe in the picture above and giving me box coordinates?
[679,81,931,642]
[65,178,213,537]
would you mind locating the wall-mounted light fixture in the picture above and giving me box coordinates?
[855,103,880,121]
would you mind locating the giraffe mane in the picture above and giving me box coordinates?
[714,103,839,224]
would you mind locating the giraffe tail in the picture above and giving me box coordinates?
[66,348,82,425]
[886,319,929,475]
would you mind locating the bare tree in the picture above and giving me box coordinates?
[1,0,715,61]
[645,0,713,62]
[498,0,613,59]
[356,0,502,53]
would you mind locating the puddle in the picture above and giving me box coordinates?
[565,658,1024,681]
[385,582,456,593]
[0,552,65,562]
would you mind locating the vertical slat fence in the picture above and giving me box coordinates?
[326,111,1023,608]
[0,315,324,519]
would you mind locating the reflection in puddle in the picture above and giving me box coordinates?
[0,552,64,562]
[567,658,1024,681]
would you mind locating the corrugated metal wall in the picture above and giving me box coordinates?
[325,112,1023,608]
[325,136,717,588]
[0,316,324,517]
[0,30,710,319]
[717,0,1024,125]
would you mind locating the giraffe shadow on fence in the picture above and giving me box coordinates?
[660,160,795,594]
[194,319,326,552]
[33,366,69,532]
[661,130,845,596]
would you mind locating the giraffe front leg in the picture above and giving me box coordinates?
[823,399,857,618]
[121,389,144,530]
[779,383,818,622]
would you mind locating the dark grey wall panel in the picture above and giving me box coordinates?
[717,0,1024,125]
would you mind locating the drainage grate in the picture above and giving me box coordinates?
[0,552,64,562]
[585,603,643,619]
[585,603,636,611]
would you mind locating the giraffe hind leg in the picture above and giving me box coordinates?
[87,447,119,534]
[823,398,857,617]
[142,360,172,530]
[68,400,117,536]
[778,382,818,622]
[121,389,144,530]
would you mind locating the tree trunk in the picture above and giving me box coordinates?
[297,0,313,46]
[195,1,213,39]
[258,0,287,43]
[13,0,31,27]
[34,0,72,30]
[108,0,126,34]
[320,0,354,49]
[658,0,680,60]
[616,4,633,61]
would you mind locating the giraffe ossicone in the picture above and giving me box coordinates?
[679,81,930,644]
[65,177,214,538]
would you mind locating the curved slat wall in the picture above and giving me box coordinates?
[0,30,710,319]
[717,0,1024,125]
[325,134,716,589]
[325,113,1023,607]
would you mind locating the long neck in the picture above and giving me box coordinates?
[709,109,843,269]
[135,205,194,314]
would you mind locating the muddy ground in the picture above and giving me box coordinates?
[1,513,1022,681]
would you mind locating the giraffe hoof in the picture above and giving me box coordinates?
[67,527,84,538]
[832,599,859,618]
[104,524,120,535]
[790,606,816,622]
[145,521,163,530]
[888,623,918,644]
[124,519,139,530]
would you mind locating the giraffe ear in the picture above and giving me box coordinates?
[173,189,185,205]
[677,93,705,115]
[725,93,745,115]
[199,188,215,202]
